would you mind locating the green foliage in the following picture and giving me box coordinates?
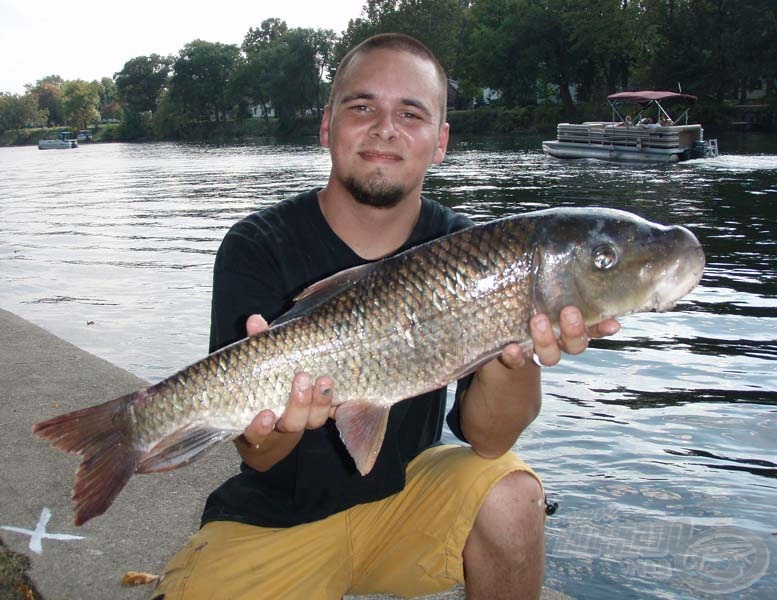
[242,18,289,54]
[92,123,121,142]
[269,29,328,127]
[532,103,565,130]
[151,92,188,138]
[98,77,118,107]
[231,25,336,130]
[62,80,101,129]
[459,0,544,107]
[688,98,736,128]
[115,54,172,114]
[0,538,39,600]
[117,109,152,140]
[448,106,533,133]
[170,40,241,122]
[25,79,65,125]
[336,0,466,75]
[0,92,46,132]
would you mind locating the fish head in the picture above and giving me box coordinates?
[529,208,705,328]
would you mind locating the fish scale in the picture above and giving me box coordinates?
[32,207,705,525]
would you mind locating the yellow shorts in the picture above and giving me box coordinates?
[153,444,540,600]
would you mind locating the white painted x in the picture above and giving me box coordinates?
[1,507,84,555]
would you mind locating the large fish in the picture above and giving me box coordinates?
[33,207,705,525]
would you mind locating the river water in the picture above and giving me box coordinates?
[1,134,775,598]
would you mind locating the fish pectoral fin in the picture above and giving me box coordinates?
[137,424,237,473]
[335,401,390,476]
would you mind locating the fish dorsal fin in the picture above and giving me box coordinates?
[272,262,379,326]
[335,401,391,476]
[137,424,238,473]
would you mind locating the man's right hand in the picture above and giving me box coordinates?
[236,314,336,471]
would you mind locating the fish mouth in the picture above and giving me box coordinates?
[644,243,705,312]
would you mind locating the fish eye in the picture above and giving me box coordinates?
[592,244,618,270]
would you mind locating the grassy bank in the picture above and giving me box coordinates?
[0,110,553,148]
[0,124,122,147]
[0,537,41,600]
[1,102,772,148]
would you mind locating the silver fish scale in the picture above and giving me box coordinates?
[130,218,537,446]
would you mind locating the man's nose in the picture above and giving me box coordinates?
[370,109,398,140]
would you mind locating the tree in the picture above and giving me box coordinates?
[270,29,324,124]
[232,19,291,124]
[242,18,289,54]
[62,80,100,129]
[459,0,548,107]
[564,0,640,100]
[228,52,275,124]
[336,0,466,75]
[0,93,46,132]
[25,76,65,125]
[98,77,117,107]
[231,24,337,129]
[460,0,644,112]
[308,28,338,110]
[169,40,241,121]
[630,0,776,102]
[115,54,172,114]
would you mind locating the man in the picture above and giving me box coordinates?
[154,33,618,599]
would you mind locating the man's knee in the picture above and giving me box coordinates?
[470,470,545,553]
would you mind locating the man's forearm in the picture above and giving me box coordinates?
[459,360,542,458]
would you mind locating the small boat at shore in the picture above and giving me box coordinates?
[38,131,78,150]
[542,91,719,162]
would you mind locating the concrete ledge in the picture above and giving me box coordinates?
[0,308,570,599]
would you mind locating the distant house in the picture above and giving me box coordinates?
[447,79,502,110]
[743,78,769,102]
[248,104,276,119]
[733,78,774,130]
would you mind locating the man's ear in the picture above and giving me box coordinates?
[320,105,332,148]
[432,122,450,165]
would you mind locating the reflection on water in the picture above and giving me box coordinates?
[1,137,775,598]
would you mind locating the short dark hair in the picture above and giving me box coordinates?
[329,33,448,124]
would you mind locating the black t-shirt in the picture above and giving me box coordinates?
[201,188,473,528]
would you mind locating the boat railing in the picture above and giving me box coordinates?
[556,123,702,150]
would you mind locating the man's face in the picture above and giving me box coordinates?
[320,48,449,209]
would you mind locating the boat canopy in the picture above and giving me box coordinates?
[608,91,698,104]
[607,91,699,125]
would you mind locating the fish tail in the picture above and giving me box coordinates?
[33,393,141,526]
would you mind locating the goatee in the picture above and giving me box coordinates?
[344,175,405,209]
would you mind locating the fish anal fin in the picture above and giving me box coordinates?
[138,425,237,473]
[335,401,390,476]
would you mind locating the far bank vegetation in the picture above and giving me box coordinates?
[1,0,775,145]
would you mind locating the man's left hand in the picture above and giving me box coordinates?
[531,306,620,366]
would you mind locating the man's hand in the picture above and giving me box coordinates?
[531,306,620,366]
[476,306,621,381]
[237,314,335,470]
